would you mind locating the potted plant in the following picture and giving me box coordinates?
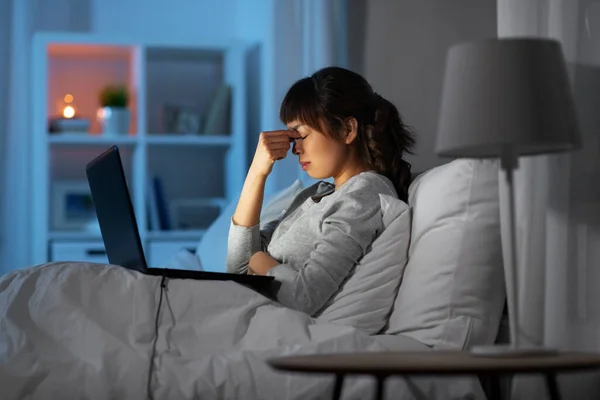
[98,84,130,135]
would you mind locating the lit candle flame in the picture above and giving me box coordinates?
[63,105,75,119]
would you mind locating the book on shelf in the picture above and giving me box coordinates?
[202,84,231,135]
[147,176,171,231]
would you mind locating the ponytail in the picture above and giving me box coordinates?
[359,93,415,202]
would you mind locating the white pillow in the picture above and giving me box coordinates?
[316,194,412,334]
[163,248,204,270]
[196,180,305,272]
[384,159,505,350]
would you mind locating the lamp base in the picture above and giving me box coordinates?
[470,344,559,358]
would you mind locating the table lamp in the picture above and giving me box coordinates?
[435,38,581,356]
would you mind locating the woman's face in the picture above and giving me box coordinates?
[287,121,354,181]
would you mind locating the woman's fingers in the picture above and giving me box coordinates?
[254,129,300,165]
[272,149,289,160]
[263,132,290,140]
[260,130,294,159]
[266,141,291,151]
[266,148,289,161]
[249,129,300,176]
[264,138,291,147]
[262,130,301,141]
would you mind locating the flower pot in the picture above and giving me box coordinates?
[100,107,130,136]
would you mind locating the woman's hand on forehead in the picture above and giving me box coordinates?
[286,129,303,142]
[263,129,301,139]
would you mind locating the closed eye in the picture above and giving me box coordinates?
[290,133,310,143]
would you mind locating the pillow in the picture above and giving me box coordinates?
[384,159,505,350]
[163,248,204,270]
[196,180,305,272]
[315,194,412,334]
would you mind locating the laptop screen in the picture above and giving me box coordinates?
[86,146,148,273]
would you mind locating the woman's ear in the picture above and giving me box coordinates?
[344,118,358,144]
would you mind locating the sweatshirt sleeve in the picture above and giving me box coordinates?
[226,219,278,274]
[266,191,383,316]
[226,184,320,275]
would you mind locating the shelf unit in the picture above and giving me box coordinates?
[30,32,250,267]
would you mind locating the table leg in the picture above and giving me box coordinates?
[332,373,344,400]
[374,375,386,400]
[545,374,562,400]
[479,375,502,400]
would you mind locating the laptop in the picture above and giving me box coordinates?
[85,145,274,292]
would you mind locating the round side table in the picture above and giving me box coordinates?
[268,350,600,400]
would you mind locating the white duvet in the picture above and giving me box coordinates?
[0,262,484,400]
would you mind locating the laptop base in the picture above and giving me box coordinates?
[146,267,275,292]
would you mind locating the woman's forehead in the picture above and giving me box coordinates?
[287,121,305,131]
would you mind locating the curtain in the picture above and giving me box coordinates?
[0,0,11,272]
[267,0,348,192]
[498,0,600,398]
[0,0,35,273]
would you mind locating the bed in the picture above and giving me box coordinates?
[0,159,506,400]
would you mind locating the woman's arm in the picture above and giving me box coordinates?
[232,130,298,227]
[227,220,279,274]
[231,167,268,227]
[227,130,299,274]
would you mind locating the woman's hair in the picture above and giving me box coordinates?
[279,66,416,202]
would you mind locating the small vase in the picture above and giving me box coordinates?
[100,107,130,136]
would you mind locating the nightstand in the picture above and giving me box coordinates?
[268,350,600,400]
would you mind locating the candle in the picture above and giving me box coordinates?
[62,94,75,119]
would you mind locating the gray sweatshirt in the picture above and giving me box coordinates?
[226,171,397,316]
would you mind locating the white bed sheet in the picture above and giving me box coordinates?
[0,262,485,400]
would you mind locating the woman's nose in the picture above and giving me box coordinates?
[292,140,303,155]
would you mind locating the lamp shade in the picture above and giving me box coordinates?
[435,38,581,158]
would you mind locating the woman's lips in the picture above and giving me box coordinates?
[300,162,310,171]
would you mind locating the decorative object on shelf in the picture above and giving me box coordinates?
[162,104,203,134]
[169,198,225,230]
[49,93,90,133]
[51,181,97,230]
[202,84,231,135]
[97,84,130,136]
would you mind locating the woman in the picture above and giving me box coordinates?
[227,66,415,317]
